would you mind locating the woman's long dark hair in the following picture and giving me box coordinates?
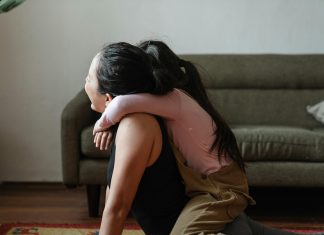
[96,42,177,96]
[96,41,245,171]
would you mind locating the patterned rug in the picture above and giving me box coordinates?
[1,223,324,235]
[0,223,144,235]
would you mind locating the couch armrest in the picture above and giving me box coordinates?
[61,89,100,186]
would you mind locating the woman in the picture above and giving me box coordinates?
[85,41,322,235]
[85,43,189,235]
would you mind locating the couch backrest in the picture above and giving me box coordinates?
[180,54,324,128]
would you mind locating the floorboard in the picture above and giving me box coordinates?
[0,183,324,229]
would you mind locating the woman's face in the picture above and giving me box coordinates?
[84,55,107,113]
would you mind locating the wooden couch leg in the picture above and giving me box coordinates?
[86,184,101,217]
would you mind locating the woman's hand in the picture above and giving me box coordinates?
[94,131,113,150]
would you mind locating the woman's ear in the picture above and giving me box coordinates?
[106,93,113,101]
[105,93,113,107]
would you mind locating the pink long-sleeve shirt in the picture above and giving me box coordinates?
[98,89,232,174]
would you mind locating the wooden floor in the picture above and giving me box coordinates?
[0,183,324,230]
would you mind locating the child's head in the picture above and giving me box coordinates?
[137,40,207,107]
[137,40,188,89]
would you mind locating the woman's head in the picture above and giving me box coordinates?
[96,42,155,96]
[85,42,177,112]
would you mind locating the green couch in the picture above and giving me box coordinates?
[61,54,324,217]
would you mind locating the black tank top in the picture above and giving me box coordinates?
[107,117,189,235]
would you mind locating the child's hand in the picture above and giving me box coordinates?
[93,119,108,135]
[94,131,113,150]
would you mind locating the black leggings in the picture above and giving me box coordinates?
[222,213,323,235]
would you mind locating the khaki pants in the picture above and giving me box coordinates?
[171,146,255,235]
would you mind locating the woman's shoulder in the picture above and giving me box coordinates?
[116,113,162,144]
[116,113,162,166]
[118,113,160,132]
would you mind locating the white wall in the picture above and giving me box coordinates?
[0,0,324,182]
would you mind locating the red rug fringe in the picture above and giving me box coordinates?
[287,229,324,233]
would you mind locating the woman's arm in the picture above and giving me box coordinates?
[99,113,162,235]
[93,91,180,134]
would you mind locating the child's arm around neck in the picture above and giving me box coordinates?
[93,89,181,134]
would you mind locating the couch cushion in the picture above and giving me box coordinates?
[207,89,324,128]
[81,124,324,162]
[233,126,324,162]
[81,126,109,158]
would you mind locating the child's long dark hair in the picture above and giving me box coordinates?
[96,41,245,171]
[138,40,245,171]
